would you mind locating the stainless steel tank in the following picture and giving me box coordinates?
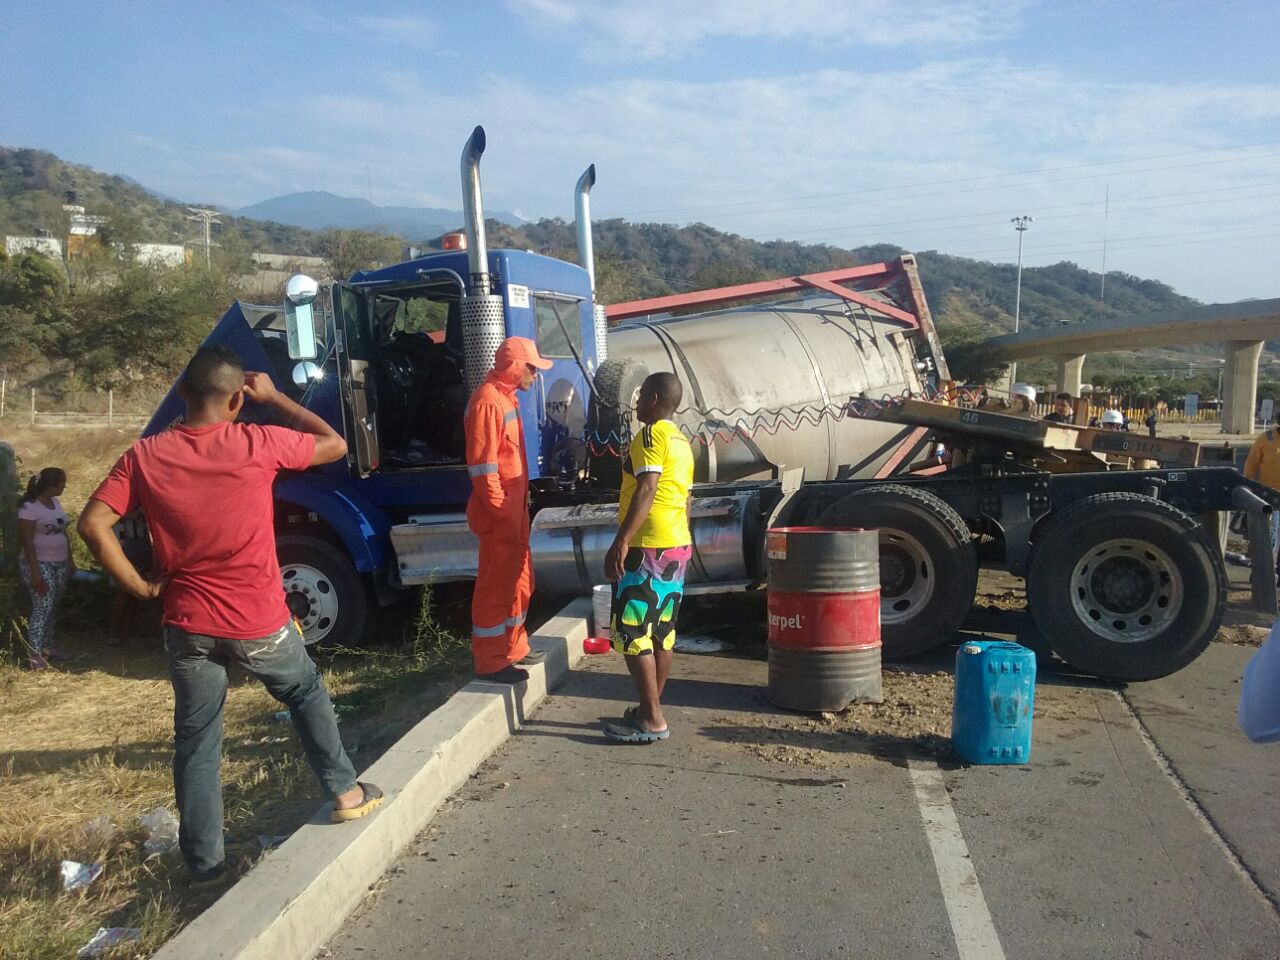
[530,492,761,595]
[606,295,925,482]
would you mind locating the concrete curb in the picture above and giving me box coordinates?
[152,598,590,960]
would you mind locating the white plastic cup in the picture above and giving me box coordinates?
[591,584,612,639]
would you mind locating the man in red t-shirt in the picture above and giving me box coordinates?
[79,345,382,884]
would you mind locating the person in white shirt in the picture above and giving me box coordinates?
[17,467,75,668]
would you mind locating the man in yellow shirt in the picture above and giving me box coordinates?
[1244,413,1280,562]
[1245,414,1280,490]
[603,372,694,743]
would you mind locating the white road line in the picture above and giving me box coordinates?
[1114,689,1280,915]
[908,759,1007,960]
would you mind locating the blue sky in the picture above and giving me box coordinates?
[3,0,1279,303]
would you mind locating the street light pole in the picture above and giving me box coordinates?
[1009,215,1033,388]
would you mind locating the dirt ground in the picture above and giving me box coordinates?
[699,558,1274,774]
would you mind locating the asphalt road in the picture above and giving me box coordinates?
[323,630,1280,960]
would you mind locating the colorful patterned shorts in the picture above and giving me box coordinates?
[610,545,692,656]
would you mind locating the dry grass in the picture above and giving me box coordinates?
[0,424,473,958]
[0,590,471,960]
[0,423,136,508]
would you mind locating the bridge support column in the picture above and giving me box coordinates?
[1056,354,1086,397]
[1222,340,1263,434]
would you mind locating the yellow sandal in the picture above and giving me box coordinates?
[331,782,384,823]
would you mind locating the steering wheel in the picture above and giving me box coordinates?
[380,354,414,390]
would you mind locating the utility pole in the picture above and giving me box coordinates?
[1009,215,1033,388]
[1099,185,1109,313]
[186,207,222,267]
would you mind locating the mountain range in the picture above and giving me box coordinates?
[3,143,1263,383]
[234,191,525,237]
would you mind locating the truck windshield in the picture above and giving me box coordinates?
[535,296,582,358]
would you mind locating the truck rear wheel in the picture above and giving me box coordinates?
[1026,493,1225,681]
[816,485,978,658]
[277,535,370,650]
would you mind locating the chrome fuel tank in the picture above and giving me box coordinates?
[530,492,761,595]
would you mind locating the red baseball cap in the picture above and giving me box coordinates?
[495,336,553,371]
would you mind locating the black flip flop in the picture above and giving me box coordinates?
[604,711,670,743]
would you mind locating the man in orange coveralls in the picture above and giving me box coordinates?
[464,336,553,682]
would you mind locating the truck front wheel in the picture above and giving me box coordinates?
[1026,494,1225,681]
[816,485,978,658]
[276,535,370,650]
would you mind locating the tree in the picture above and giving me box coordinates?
[316,230,402,281]
[0,252,70,367]
[593,251,647,310]
[64,261,234,389]
[936,320,1009,385]
[1102,374,1157,406]
[1256,379,1280,404]
[96,203,148,257]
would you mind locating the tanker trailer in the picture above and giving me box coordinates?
[595,271,942,484]
[547,238,974,658]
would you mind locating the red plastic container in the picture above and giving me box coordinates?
[583,636,611,655]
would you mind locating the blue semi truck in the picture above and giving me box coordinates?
[138,127,1277,682]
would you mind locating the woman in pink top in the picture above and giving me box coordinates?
[17,467,75,668]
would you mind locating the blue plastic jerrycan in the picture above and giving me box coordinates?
[951,639,1036,765]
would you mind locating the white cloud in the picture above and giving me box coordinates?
[352,15,439,52]
[506,0,1028,58]
[127,133,177,156]
[136,56,1280,300]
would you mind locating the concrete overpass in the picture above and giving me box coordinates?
[985,298,1280,432]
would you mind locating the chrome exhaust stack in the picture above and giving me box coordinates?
[574,163,608,362]
[574,164,597,291]
[460,125,490,293]
[458,125,504,391]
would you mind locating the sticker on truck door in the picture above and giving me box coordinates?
[507,284,530,309]
[767,531,787,560]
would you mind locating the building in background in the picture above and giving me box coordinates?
[5,235,63,258]
[122,243,191,267]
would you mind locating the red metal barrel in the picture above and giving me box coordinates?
[766,526,882,711]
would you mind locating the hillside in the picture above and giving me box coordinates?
[0,147,316,261]
[494,217,1199,334]
[236,191,523,236]
[1,145,1249,391]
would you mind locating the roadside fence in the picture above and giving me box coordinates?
[0,381,153,430]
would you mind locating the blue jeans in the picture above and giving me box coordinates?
[165,621,358,875]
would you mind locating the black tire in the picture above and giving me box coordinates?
[587,357,649,487]
[276,535,370,650]
[1026,493,1226,681]
[816,485,978,658]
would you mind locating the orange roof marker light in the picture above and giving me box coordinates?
[441,231,467,251]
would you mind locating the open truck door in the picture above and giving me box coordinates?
[286,275,381,476]
[333,284,382,477]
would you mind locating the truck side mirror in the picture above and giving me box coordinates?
[292,361,324,387]
[284,274,320,360]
